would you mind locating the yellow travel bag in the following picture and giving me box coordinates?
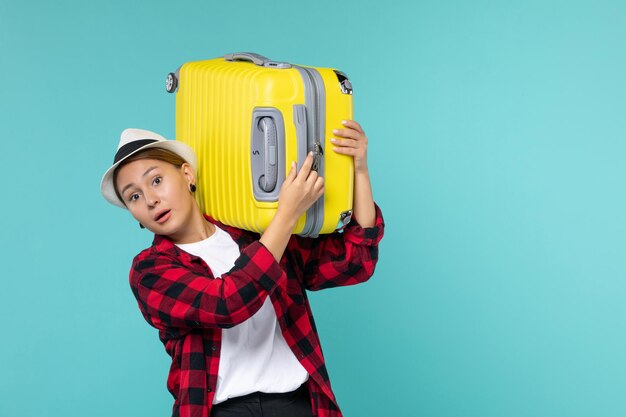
[166,52,354,237]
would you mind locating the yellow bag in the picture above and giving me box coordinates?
[167,52,354,236]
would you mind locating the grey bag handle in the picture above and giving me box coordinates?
[258,117,278,192]
[224,52,269,66]
[224,52,291,69]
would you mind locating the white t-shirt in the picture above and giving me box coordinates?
[176,225,309,404]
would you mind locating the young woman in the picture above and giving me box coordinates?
[100,120,384,417]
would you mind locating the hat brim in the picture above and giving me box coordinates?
[100,140,198,209]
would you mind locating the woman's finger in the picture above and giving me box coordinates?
[341,120,364,134]
[314,177,325,193]
[332,128,362,141]
[305,168,319,184]
[296,152,315,180]
[330,137,359,148]
[332,146,357,156]
[284,161,297,183]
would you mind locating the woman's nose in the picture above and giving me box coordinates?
[144,190,160,207]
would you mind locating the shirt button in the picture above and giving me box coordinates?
[211,346,217,351]
[207,387,211,392]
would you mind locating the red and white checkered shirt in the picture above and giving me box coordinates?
[129,203,384,417]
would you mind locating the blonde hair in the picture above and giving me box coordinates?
[113,147,190,205]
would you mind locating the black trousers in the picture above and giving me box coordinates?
[210,384,314,417]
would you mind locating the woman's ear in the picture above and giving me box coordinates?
[180,163,196,186]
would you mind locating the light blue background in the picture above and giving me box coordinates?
[1,1,625,416]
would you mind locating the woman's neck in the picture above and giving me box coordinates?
[169,207,216,244]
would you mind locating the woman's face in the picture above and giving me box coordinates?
[115,158,197,238]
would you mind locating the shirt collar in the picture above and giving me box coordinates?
[150,214,256,256]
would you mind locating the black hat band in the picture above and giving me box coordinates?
[113,139,159,164]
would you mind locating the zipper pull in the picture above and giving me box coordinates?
[312,142,323,172]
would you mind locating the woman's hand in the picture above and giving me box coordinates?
[276,151,325,225]
[330,120,369,174]
[331,119,376,228]
[260,152,324,261]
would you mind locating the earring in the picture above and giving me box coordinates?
[189,184,197,193]
[139,222,145,229]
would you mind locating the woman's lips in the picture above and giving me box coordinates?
[155,210,171,224]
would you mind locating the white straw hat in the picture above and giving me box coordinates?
[100,128,197,209]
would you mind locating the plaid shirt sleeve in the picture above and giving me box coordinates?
[130,240,286,332]
[291,202,385,291]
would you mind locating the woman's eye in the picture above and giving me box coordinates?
[153,176,162,186]
[129,193,140,202]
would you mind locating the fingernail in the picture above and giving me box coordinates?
[341,120,348,125]
[309,151,313,156]
[332,129,339,134]
[292,161,296,168]
[330,138,336,142]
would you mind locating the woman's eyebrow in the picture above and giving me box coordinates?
[120,166,158,195]
[142,166,158,178]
